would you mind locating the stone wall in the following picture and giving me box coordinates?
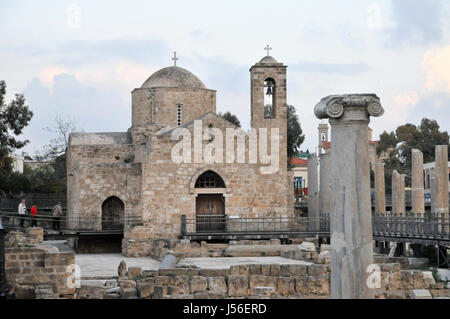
[67,59,293,254]
[67,142,142,231]
[282,246,450,299]
[80,263,330,299]
[122,238,293,259]
[4,228,75,299]
[131,112,292,242]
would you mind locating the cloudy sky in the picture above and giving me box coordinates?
[1,0,450,156]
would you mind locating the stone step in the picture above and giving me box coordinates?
[376,263,401,272]
[373,256,428,269]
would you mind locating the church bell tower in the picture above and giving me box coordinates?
[318,121,329,155]
[250,45,288,169]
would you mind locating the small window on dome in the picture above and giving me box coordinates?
[177,104,182,126]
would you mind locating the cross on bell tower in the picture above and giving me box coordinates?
[172,51,178,66]
[264,45,272,56]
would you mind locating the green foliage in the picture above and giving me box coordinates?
[0,80,33,171]
[430,267,443,283]
[219,106,305,161]
[376,118,449,193]
[0,169,32,194]
[286,105,305,159]
[22,115,79,194]
[0,80,33,194]
[218,111,241,127]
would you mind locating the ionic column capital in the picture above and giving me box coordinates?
[314,94,384,120]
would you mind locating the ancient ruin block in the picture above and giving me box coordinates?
[136,280,155,298]
[189,276,208,294]
[207,277,227,295]
[374,162,386,214]
[411,149,425,215]
[295,275,330,296]
[249,275,276,293]
[307,264,328,276]
[276,277,296,296]
[226,275,249,297]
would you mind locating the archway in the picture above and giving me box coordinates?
[101,196,124,230]
[194,171,226,233]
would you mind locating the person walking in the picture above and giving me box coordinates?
[52,202,63,230]
[18,199,27,228]
[30,204,38,227]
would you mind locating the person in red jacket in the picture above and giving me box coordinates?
[30,204,38,227]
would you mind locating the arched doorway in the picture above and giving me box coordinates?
[101,196,124,230]
[194,170,226,233]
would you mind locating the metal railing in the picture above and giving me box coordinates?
[0,193,67,211]
[0,211,142,232]
[181,215,330,235]
[181,213,449,242]
[373,213,449,240]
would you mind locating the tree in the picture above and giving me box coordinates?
[0,80,33,171]
[25,115,80,193]
[376,118,449,192]
[42,115,78,160]
[286,105,305,159]
[219,111,241,127]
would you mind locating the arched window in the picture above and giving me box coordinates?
[177,104,182,126]
[195,170,226,188]
[264,78,276,119]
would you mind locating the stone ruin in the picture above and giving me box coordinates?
[4,228,75,299]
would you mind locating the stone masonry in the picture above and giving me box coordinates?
[307,155,319,231]
[319,154,331,215]
[433,145,449,218]
[411,149,425,216]
[67,55,292,255]
[374,162,386,214]
[4,228,75,299]
[315,94,384,299]
[392,170,405,216]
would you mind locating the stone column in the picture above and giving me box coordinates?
[392,170,405,216]
[411,149,425,216]
[308,155,319,231]
[319,154,331,215]
[315,94,384,299]
[374,162,386,214]
[433,145,449,218]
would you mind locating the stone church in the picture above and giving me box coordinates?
[67,52,293,254]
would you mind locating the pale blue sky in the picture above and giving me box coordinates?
[1,0,449,155]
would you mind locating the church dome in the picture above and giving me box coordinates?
[141,66,207,89]
[258,56,279,64]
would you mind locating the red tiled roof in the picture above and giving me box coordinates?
[290,157,308,165]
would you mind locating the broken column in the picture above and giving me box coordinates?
[392,170,405,216]
[411,149,425,216]
[433,145,449,218]
[308,155,319,231]
[319,154,331,216]
[315,94,384,299]
[374,162,386,214]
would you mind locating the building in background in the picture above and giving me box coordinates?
[10,154,24,174]
[423,161,450,191]
[317,123,389,171]
[291,157,309,198]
